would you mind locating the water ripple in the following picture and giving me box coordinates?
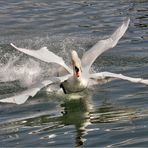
[0,0,148,147]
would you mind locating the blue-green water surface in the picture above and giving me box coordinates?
[0,0,148,147]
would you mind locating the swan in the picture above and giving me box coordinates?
[0,17,148,104]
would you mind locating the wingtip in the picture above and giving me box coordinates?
[10,43,13,46]
[10,43,16,48]
[0,98,16,104]
[124,17,130,26]
[0,97,27,105]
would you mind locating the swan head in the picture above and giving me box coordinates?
[71,50,82,78]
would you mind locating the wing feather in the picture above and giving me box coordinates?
[0,79,53,104]
[90,72,148,85]
[81,18,130,70]
[10,43,72,74]
[0,74,72,104]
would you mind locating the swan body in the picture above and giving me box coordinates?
[60,74,88,94]
[1,17,148,104]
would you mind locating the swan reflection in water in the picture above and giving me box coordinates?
[58,93,137,147]
[0,89,141,147]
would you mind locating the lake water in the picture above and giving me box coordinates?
[0,0,148,147]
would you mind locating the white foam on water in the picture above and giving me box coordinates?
[0,57,42,87]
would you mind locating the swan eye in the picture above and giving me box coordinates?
[75,66,79,73]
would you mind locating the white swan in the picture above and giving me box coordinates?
[0,17,148,104]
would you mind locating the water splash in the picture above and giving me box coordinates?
[0,35,96,88]
[0,57,42,87]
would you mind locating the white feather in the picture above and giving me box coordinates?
[82,18,130,71]
[90,72,148,85]
[10,43,72,74]
[0,79,53,104]
[1,17,148,104]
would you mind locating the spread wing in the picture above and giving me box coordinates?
[0,74,71,104]
[81,18,130,71]
[90,72,148,85]
[0,79,54,104]
[10,43,72,74]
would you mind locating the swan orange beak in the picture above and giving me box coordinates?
[74,66,81,77]
[75,71,80,77]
